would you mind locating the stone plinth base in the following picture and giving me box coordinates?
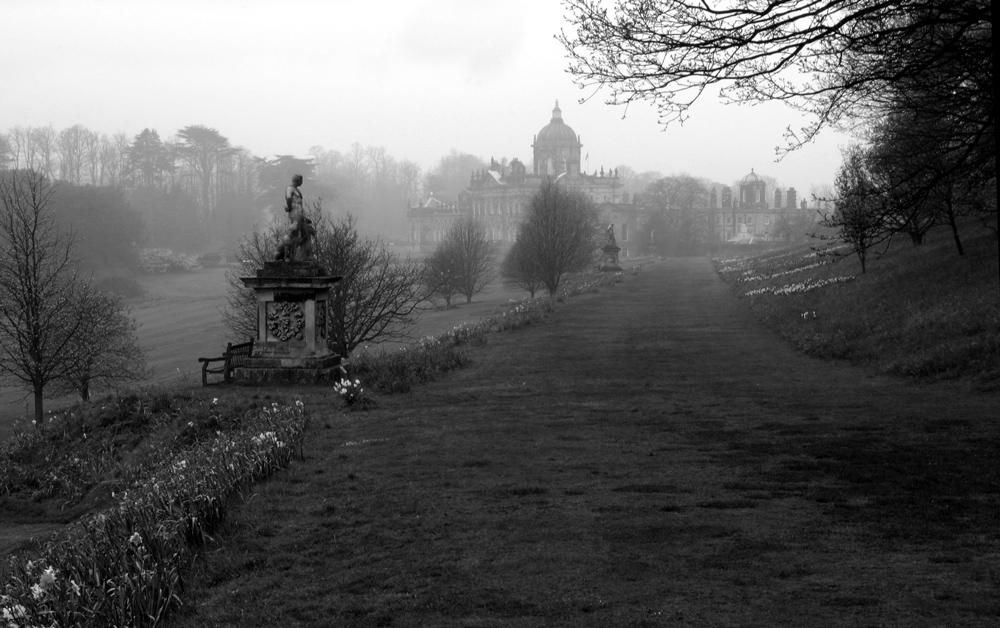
[234,355,348,385]
[237,260,345,386]
[601,244,622,272]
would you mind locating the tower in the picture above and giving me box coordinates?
[532,101,582,177]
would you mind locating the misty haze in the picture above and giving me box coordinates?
[1,1,995,626]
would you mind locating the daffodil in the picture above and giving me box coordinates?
[39,567,57,588]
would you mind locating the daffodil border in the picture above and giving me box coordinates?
[1,400,307,628]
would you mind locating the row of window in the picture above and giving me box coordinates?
[717,214,774,226]
[473,200,524,216]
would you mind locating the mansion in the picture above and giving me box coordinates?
[407,103,815,255]
[407,103,640,257]
[707,170,811,243]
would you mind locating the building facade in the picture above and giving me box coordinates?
[408,104,814,254]
[408,103,637,256]
[708,170,809,242]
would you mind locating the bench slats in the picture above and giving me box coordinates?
[198,339,254,386]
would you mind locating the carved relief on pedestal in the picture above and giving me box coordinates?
[316,300,327,339]
[266,301,305,341]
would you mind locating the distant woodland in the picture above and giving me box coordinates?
[0,124,458,270]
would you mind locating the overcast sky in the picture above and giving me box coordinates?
[4,0,850,191]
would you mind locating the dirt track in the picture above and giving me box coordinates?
[179,258,999,627]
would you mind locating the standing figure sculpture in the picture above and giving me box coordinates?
[275,174,317,261]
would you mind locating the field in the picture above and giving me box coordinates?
[2,237,998,627]
[160,256,998,627]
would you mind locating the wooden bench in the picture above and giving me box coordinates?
[198,339,254,386]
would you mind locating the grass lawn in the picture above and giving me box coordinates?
[166,258,999,627]
[0,267,532,440]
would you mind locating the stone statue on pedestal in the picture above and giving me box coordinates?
[275,174,317,262]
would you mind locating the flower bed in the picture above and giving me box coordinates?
[1,400,307,628]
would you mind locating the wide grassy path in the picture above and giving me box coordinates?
[176,258,999,627]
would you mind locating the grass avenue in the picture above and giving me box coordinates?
[2,239,998,627]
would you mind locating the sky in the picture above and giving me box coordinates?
[3,0,851,192]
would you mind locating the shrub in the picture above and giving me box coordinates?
[138,249,200,274]
[94,275,145,299]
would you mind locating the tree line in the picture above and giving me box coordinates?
[0,124,437,256]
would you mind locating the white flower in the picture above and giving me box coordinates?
[129,532,143,546]
[4,605,26,620]
[31,584,44,600]
[39,567,57,588]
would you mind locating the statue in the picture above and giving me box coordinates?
[275,174,317,262]
[606,223,616,246]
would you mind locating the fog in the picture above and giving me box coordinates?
[3,0,846,207]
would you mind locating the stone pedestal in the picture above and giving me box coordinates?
[600,244,622,272]
[234,261,347,385]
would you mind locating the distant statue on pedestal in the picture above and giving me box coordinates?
[275,174,317,262]
[600,223,621,271]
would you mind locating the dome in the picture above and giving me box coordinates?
[535,101,580,145]
[742,169,764,185]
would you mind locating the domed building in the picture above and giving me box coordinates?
[409,102,637,255]
[532,102,582,177]
[707,169,806,242]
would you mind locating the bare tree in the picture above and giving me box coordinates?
[224,210,427,357]
[397,160,422,202]
[560,1,992,151]
[427,217,494,304]
[0,170,147,420]
[423,245,462,307]
[113,131,132,186]
[500,237,545,298]
[55,291,149,402]
[99,134,119,186]
[422,150,487,202]
[511,180,600,296]
[58,125,87,184]
[0,132,11,170]
[7,126,39,171]
[32,126,58,181]
[638,175,710,256]
[821,145,891,273]
[83,128,101,185]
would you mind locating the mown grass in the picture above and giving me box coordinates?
[714,225,999,390]
[351,268,632,394]
[0,266,639,627]
[159,257,998,627]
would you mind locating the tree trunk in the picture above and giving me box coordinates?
[947,203,964,256]
[34,384,44,423]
